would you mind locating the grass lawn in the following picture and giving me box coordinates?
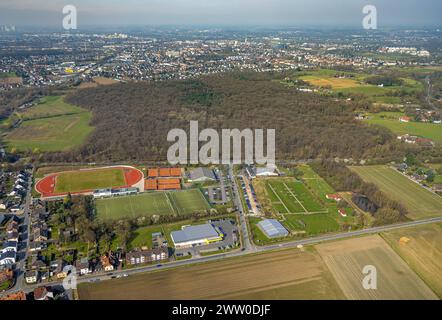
[55,168,126,193]
[283,213,340,235]
[128,225,164,250]
[0,72,17,78]
[168,188,211,215]
[350,166,442,219]
[365,112,442,144]
[96,189,210,221]
[4,96,94,152]
[265,178,326,214]
[19,96,87,120]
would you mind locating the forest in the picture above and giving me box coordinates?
[38,71,415,163]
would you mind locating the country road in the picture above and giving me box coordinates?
[5,215,442,297]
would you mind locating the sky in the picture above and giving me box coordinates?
[0,0,440,28]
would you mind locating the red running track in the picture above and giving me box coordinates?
[35,166,144,198]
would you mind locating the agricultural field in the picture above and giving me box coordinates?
[350,166,442,219]
[4,96,94,152]
[296,69,423,104]
[0,72,21,85]
[315,235,438,300]
[78,248,345,300]
[54,168,126,193]
[364,111,442,144]
[95,189,210,220]
[381,223,442,298]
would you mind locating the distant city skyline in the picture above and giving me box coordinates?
[0,0,441,28]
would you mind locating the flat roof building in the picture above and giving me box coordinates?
[171,223,223,249]
[188,167,216,182]
[257,219,289,238]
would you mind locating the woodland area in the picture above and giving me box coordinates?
[36,71,416,163]
[311,160,409,225]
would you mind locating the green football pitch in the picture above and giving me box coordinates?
[55,168,126,193]
[95,189,210,220]
[265,179,326,214]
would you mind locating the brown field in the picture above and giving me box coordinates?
[78,77,118,89]
[0,77,22,85]
[315,235,438,300]
[78,249,345,300]
[382,223,442,298]
[300,76,360,89]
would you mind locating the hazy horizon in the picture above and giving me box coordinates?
[0,0,441,28]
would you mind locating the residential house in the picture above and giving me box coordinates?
[33,286,54,300]
[399,116,411,123]
[326,194,342,201]
[25,270,38,284]
[1,241,18,254]
[6,220,18,234]
[0,251,16,266]
[52,261,68,279]
[433,184,442,193]
[0,291,26,300]
[7,231,19,242]
[32,223,48,242]
[100,255,115,272]
[126,247,169,266]
[76,257,90,275]
[29,242,43,253]
[31,257,47,270]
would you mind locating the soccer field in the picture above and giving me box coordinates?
[350,166,442,219]
[265,179,326,214]
[95,189,210,220]
[55,168,126,193]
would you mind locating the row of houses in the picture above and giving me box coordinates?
[0,170,29,213]
[0,216,20,266]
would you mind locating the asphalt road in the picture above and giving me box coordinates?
[228,164,255,252]
[8,172,33,293]
[9,212,442,297]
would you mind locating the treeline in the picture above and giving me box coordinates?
[311,160,409,226]
[0,87,40,120]
[40,71,413,163]
[365,75,404,87]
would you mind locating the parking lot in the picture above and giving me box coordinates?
[174,219,239,258]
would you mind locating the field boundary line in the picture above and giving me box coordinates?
[197,188,211,209]
[164,192,180,214]
[285,210,329,215]
[283,182,308,213]
[267,183,290,213]
[167,192,180,215]
[128,196,136,219]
